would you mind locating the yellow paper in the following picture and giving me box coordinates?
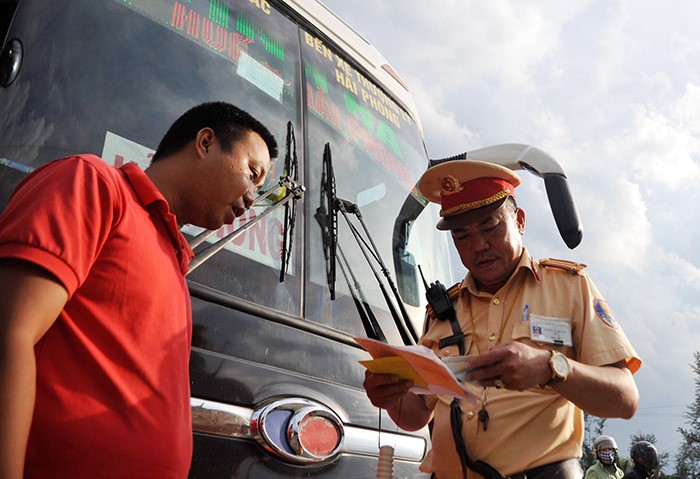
[355,337,479,404]
[359,357,428,386]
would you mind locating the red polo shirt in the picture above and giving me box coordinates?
[0,155,194,478]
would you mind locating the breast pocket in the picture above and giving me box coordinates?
[511,319,533,343]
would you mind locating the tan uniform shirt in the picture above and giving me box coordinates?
[418,249,641,478]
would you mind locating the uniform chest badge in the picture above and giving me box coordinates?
[594,299,618,329]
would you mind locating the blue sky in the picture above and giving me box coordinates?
[321,0,700,464]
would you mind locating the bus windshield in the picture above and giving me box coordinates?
[0,0,453,340]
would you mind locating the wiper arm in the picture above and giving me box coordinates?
[315,201,386,342]
[335,244,386,342]
[186,171,305,275]
[335,198,418,344]
[187,184,292,250]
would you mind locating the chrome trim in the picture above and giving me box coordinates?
[190,397,427,463]
[344,425,426,462]
[251,398,344,464]
[190,397,253,438]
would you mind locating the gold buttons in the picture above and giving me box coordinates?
[489,334,496,341]
[467,411,475,420]
[443,349,452,357]
[492,298,500,305]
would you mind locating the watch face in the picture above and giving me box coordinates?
[552,353,570,377]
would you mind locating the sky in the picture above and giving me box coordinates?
[321,0,700,467]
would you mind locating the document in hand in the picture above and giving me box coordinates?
[355,337,479,405]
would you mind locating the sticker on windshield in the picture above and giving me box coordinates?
[237,51,284,103]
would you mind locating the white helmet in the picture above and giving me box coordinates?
[592,435,618,465]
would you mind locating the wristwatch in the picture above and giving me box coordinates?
[547,350,571,383]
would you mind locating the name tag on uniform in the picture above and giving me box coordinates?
[529,314,573,346]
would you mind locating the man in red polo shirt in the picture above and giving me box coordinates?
[0,102,277,478]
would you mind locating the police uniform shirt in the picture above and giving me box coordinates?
[418,248,641,478]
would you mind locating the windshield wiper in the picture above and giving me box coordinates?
[317,143,337,299]
[315,143,385,341]
[279,121,300,282]
[317,142,418,344]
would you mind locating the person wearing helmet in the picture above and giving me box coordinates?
[623,441,659,479]
[585,435,623,478]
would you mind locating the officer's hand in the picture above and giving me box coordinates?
[363,371,413,410]
[463,342,551,390]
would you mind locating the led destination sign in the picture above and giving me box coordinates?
[302,31,419,189]
[116,0,289,101]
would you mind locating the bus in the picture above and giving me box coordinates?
[0,0,445,477]
[0,0,582,477]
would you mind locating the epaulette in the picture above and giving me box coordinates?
[538,258,587,275]
[424,282,461,320]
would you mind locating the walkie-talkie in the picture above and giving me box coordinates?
[418,265,456,322]
[418,265,464,353]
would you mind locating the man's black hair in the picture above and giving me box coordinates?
[151,102,278,162]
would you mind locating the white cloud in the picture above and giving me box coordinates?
[675,83,700,133]
[577,179,652,270]
[405,75,481,154]
[616,103,700,191]
[671,30,700,64]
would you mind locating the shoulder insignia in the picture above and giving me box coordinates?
[424,282,461,319]
[594,299,618,329]
[538,258,587,275]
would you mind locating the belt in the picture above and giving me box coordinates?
[509,458,582,479]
